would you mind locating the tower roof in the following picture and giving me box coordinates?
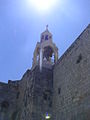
[41,25,52,35]
[40,25,52,43]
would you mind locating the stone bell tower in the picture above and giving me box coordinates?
[32,26,58,70]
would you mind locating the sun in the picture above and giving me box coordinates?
[28,0,57,12]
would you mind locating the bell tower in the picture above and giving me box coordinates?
[32,26,58,70]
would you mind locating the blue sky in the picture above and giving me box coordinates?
[0,0,90,83]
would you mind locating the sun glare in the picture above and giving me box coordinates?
[28,0,57,12]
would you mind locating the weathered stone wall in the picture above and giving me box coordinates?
[0,66,53,120]
[18,66,53,120]
[52,24,90,120]
[0,80,20,120]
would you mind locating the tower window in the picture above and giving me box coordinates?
[76,54,82,64]
[58,88,61,94]
[45,35,48,40]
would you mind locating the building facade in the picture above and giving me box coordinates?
[0,25,90,120]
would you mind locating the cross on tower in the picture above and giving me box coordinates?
[46,25,48,30]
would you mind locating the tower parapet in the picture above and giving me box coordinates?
[32,26,58,70]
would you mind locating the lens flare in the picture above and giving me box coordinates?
[28,0,57,12]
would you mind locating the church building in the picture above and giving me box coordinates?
[0,24,90,120]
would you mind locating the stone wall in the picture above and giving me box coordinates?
[18,66,53,120]
[0,80,20,120]
[0,66,53,120]
[52,24,90,120]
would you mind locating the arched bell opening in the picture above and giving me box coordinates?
[33,47,40,65]
[43,46,56,64]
